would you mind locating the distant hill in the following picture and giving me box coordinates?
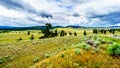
[0,26,14,29]
[0,26,63,30]
[109,26,120,28]
[0,25,119,30]
[65,25,84,28]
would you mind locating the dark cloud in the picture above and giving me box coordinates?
[0,0,24,10]
[100,13,120,24]
[0,0,37,15]
[39,12,53,18]
[72,13,80,17]
[0,0,120,27]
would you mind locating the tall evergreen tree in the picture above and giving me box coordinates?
[74,32,77,36]
[84,30,87,36]
[60,30,65,36]
[27,31,30,35]
[30,34,34,40]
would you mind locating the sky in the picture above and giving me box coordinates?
[0,0,120,27]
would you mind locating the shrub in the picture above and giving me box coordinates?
[96,38,102,42]
[19,38,22,40]
[4,55,9,59]
[6,64,10,68]
[17,38,22,41]
[93,29,98,34]
[60,53,64,58]
[94,41,100,46]
[107,43,120,55]
[0,57,4,64]
[74,63,79,68]
[69,32,72,36]
[44,54,50,58]
[60,30,65,36]
[64,46,67,50]
[115,48,120,55]
[76,42,86,48]
[83,37,87,41]
[33,57,39,63]
[75,48,81,55]
[84,44,91,50]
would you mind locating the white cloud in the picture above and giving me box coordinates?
[75,0,120,16]
[0,5,26,18]
[0,0,120,27]
[110,23,120,26]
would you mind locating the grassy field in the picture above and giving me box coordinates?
[0,28,120,68]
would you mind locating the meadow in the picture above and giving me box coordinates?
[0,28,120,68]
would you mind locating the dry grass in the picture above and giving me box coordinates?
[0,28,120,68]
[32,48,120,68]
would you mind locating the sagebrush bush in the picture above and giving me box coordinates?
[44,54,50,58]
[33,57,39,63]
[76,42,86,48]
[84,44,91,50]
[75,48,81,55]
[107,43,120,55]
[64,46,67,50]
[6,64,10,68]
[17,38,22,41]
[94,40,100,46]
[60,53,64,58]
[0,57,4,64]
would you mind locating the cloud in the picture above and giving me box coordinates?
[0,5,26,18]
[0,0,120,27]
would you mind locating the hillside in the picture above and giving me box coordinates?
[0,28,120,68]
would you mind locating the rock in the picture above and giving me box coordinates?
[86,40,94,46]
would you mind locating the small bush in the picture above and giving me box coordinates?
[84,44,91,50]
[83,37,87,41]
[60,53,64,58]
[64,46,67,50]
[6,64,10,68]
[0,57,4,64]
[69,32,72,36]
[4,55,9,59]
[33,57,39,63]
[75,48,81,55]
[17,38,22,41]
[74,63,79,68]
[19,38,22,40]
[107,43,120,55]
[44,54,50,58]
[94,41,100,46]
[76,42,86,48]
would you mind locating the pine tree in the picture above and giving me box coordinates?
[30,34,34,40]
[27,31,30,35]
[84,30,87,36]
[60,30,65,36]
[69,32,72,36]
[74,32,77,36]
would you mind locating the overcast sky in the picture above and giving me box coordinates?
[0,0,120,27]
